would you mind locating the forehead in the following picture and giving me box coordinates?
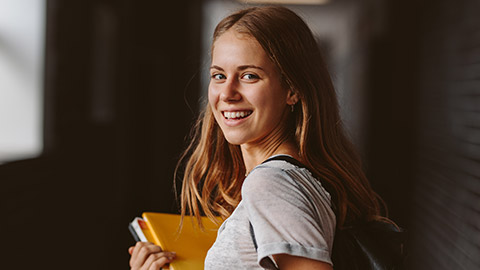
[211,30,269,65]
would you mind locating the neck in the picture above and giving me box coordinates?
[241,135,299,175]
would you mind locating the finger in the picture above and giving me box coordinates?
[130,242,163,267]
[132,242,162,260]
[128,246,134,255]
[130,242,163,268]
[130,242,145,264]
[143,252,176,270]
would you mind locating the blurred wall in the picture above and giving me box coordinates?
[408,0,480,269]
[365,0,480,269]
[1,0,201,269]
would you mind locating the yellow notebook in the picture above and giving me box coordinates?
[141,212,221,270]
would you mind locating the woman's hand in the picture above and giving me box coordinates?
[128,242,176,270]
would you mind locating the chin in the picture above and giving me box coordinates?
[222,134,248,146]
[223,137,243,146]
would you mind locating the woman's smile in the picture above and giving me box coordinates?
[221,110,253,127]
[222,110,252,120]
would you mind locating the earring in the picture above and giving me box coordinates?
[290,104,295,112]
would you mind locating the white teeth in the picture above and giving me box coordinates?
[223,111,251,119]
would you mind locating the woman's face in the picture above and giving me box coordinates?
[208,29,292,147]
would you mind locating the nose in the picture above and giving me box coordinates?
[220,78,241,102]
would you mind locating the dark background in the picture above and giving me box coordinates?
[1,0,479,269]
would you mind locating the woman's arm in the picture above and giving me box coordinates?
[272,254,333,270]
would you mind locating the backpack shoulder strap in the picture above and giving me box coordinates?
[261,155,307,168]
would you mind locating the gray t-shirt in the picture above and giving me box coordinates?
[204,156,336,269]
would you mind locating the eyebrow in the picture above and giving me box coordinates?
[210,65,265,71]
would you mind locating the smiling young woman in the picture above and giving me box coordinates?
[208,29,298,168]
[129,6,387,270]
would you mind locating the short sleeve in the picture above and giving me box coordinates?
[242,163,335,267]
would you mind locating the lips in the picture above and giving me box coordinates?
[222,110,252,120]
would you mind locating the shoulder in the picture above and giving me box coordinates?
[242,160,302,193]
[242,160,331,206]
[240,159,336,266]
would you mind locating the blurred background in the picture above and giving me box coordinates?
[1,0,479,269]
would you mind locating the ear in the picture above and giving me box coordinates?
[286,90,299,105]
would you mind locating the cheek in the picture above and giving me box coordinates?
[207,84,217,107]
[251,89,286,112]
[208,86,223,123]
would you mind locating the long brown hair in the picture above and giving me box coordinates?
[176,6,384,229]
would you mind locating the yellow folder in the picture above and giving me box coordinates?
[141,212,221,270]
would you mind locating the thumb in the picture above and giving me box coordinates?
[128,246,134,255]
